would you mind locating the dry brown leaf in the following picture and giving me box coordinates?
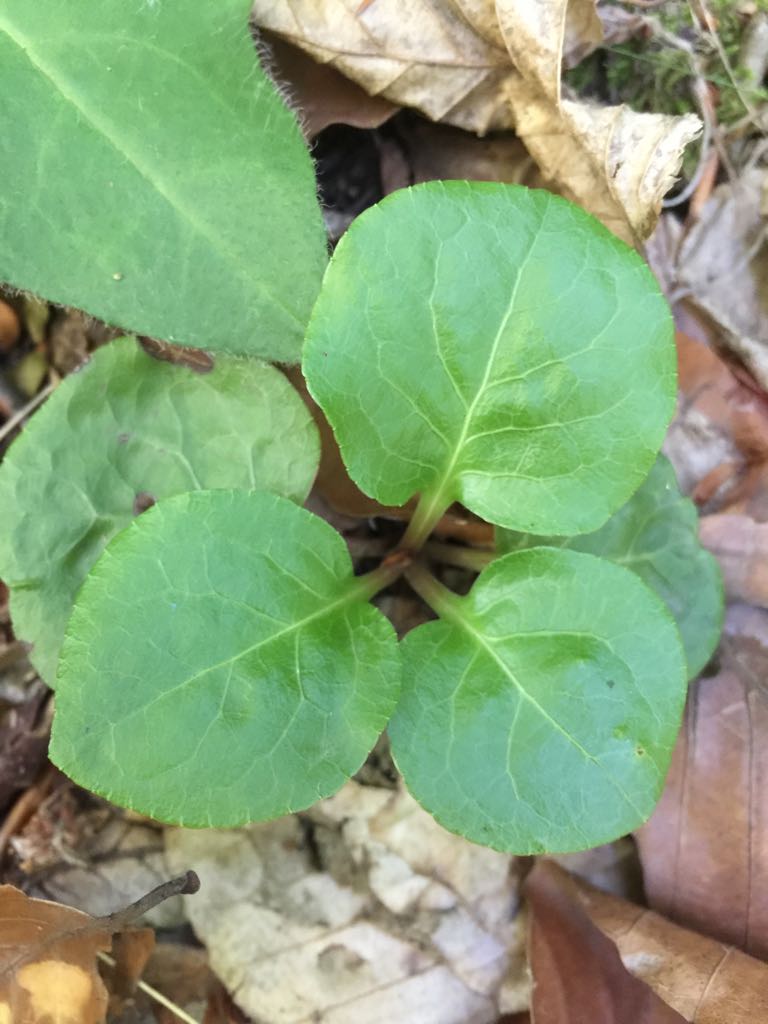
[577,866,768,1022]
[637,603,768,960]
[0,884,111,1024]
[251,0,700,242]
[677,168,768,391]
[699,515,768,606]
[664,329,768,513]
[524,860,686,1023]
[263,34,398,138]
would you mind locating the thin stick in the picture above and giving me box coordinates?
[98,951,201,1024]
[694,0,761,125]
[0,380,56,444]
[96,871,200,932]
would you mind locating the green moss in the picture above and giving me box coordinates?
[565,0,768,131]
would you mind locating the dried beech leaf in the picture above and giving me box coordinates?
[573,863,768,1022]
[264,35,398,138]
[637,604,768,959]
[524,860,685,1023]
[251,0,701,241]
[0,885,111,1024]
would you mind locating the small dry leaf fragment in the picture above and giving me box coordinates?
[0,884,110,1024]
[525,860,685,1022]
[251,0,701,242]
[637,603,768,959]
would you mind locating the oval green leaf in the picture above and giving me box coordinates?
[0,338,319,684]
[0,1,326,360]
[304,182,676,535]
[389,548,686,853]
[50,490,400,827]
[497,456,723,678]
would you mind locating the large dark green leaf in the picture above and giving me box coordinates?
[0,338,319,683]
[50,490,400,827]
[304,182,676,535]
[0,1,326,360]
[390,548,686,853]
[497,457,723,677]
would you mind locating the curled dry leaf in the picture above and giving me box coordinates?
[251,0,701,242]
[637,603,768,959]
[578,866,768,1022]
[165,781,527,1023]
[524,859,685,1023]
[0,885,111,1024]
[262,34,398,139]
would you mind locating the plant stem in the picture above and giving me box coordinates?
[355,555,411,600]
[423,541,494,573]
[404,560,463,620]
[399,489,451,552]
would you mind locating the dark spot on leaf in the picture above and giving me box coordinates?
[636,746,646,757]
[117,432,131,444]
[606,678,615,689]
[133,492,156,516]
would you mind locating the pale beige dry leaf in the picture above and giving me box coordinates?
[251,0,701,242]
[165,781,526,1023]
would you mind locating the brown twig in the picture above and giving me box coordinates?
[96,871,200,932]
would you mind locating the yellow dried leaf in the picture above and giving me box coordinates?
[0,885,110,1024]
[253,0,701,242]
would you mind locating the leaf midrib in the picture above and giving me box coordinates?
[0,13,302,331]
[114,581,367,720]
[446,611,648,820]
[419,210,545,519]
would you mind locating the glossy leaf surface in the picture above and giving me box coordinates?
[0,338,319,684]
[497,457,723,677]
[304,182,676,534]
[390,548,686,853]
[50,491,400,827]
[0,1,326,359]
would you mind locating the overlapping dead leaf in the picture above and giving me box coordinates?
[252,0,701,242]
[165,782,528,1023]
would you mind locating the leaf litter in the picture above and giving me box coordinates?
[2,0,768,1021]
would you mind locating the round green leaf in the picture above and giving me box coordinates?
[304,182,676,535]
[497,456,723,678]
[50,490,400,827]
[389,548,686,853]
[0,338,319,684]
[0,1,326,360]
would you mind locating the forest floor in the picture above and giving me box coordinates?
[2,2,768,1022]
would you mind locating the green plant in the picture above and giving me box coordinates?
[0,3,722,853]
